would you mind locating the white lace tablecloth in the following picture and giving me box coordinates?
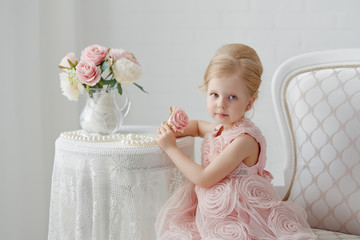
[48,126,194,240]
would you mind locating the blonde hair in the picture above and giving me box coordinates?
[202,43,263,99]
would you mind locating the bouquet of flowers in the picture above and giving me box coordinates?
[58,44,146,101]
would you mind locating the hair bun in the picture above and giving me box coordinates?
[203,43,263,99]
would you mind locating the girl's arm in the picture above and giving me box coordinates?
[174,120,216,138]
[157,123,259,188]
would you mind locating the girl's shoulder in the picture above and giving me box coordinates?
[225,118,264,143]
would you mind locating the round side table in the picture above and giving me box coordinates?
[48,126,194,240]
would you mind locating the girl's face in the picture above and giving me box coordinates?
[206,73,254,129]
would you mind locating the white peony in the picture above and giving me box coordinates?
[112,58,141,84]
[59,69,84,101]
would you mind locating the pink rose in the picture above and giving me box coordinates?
[196,179,237,218]
[109,48,139,65]
[201,215,251,240]
[268,202,316,240]
[167,106,189,133]
[59,52,77,69]
[76,60,101,86]
[81,44,108,65]
[238,175,280,208]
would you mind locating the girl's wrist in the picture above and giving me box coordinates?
[164,145,180,157]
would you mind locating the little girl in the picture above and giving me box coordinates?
[155,44,316,239]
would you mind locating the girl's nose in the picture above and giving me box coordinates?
[218,97,226,108]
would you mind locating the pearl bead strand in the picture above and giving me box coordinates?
[60,131,157,146]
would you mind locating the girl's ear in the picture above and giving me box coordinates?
[245,96,256,111]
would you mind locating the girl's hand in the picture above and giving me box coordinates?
[157,122,177,152]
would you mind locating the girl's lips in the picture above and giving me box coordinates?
[216,113,228,118]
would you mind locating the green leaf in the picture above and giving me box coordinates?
[95,81,103,88]
[110,81,117,88]
[67,59,76,68]
[133,83,148,94]
[102,79,117,85]
[58,65,71,70]
[117,83,123,95]
[168,107,173,119]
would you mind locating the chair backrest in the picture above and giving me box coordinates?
[272,49,360,235]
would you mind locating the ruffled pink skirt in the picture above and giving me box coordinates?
[155,175,316,240]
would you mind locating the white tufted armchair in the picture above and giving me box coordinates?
[272,49,360,239]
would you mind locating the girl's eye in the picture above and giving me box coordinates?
[229,95,237,100]
[210,93,218,97]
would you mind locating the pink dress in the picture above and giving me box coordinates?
[155,118,316,240]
